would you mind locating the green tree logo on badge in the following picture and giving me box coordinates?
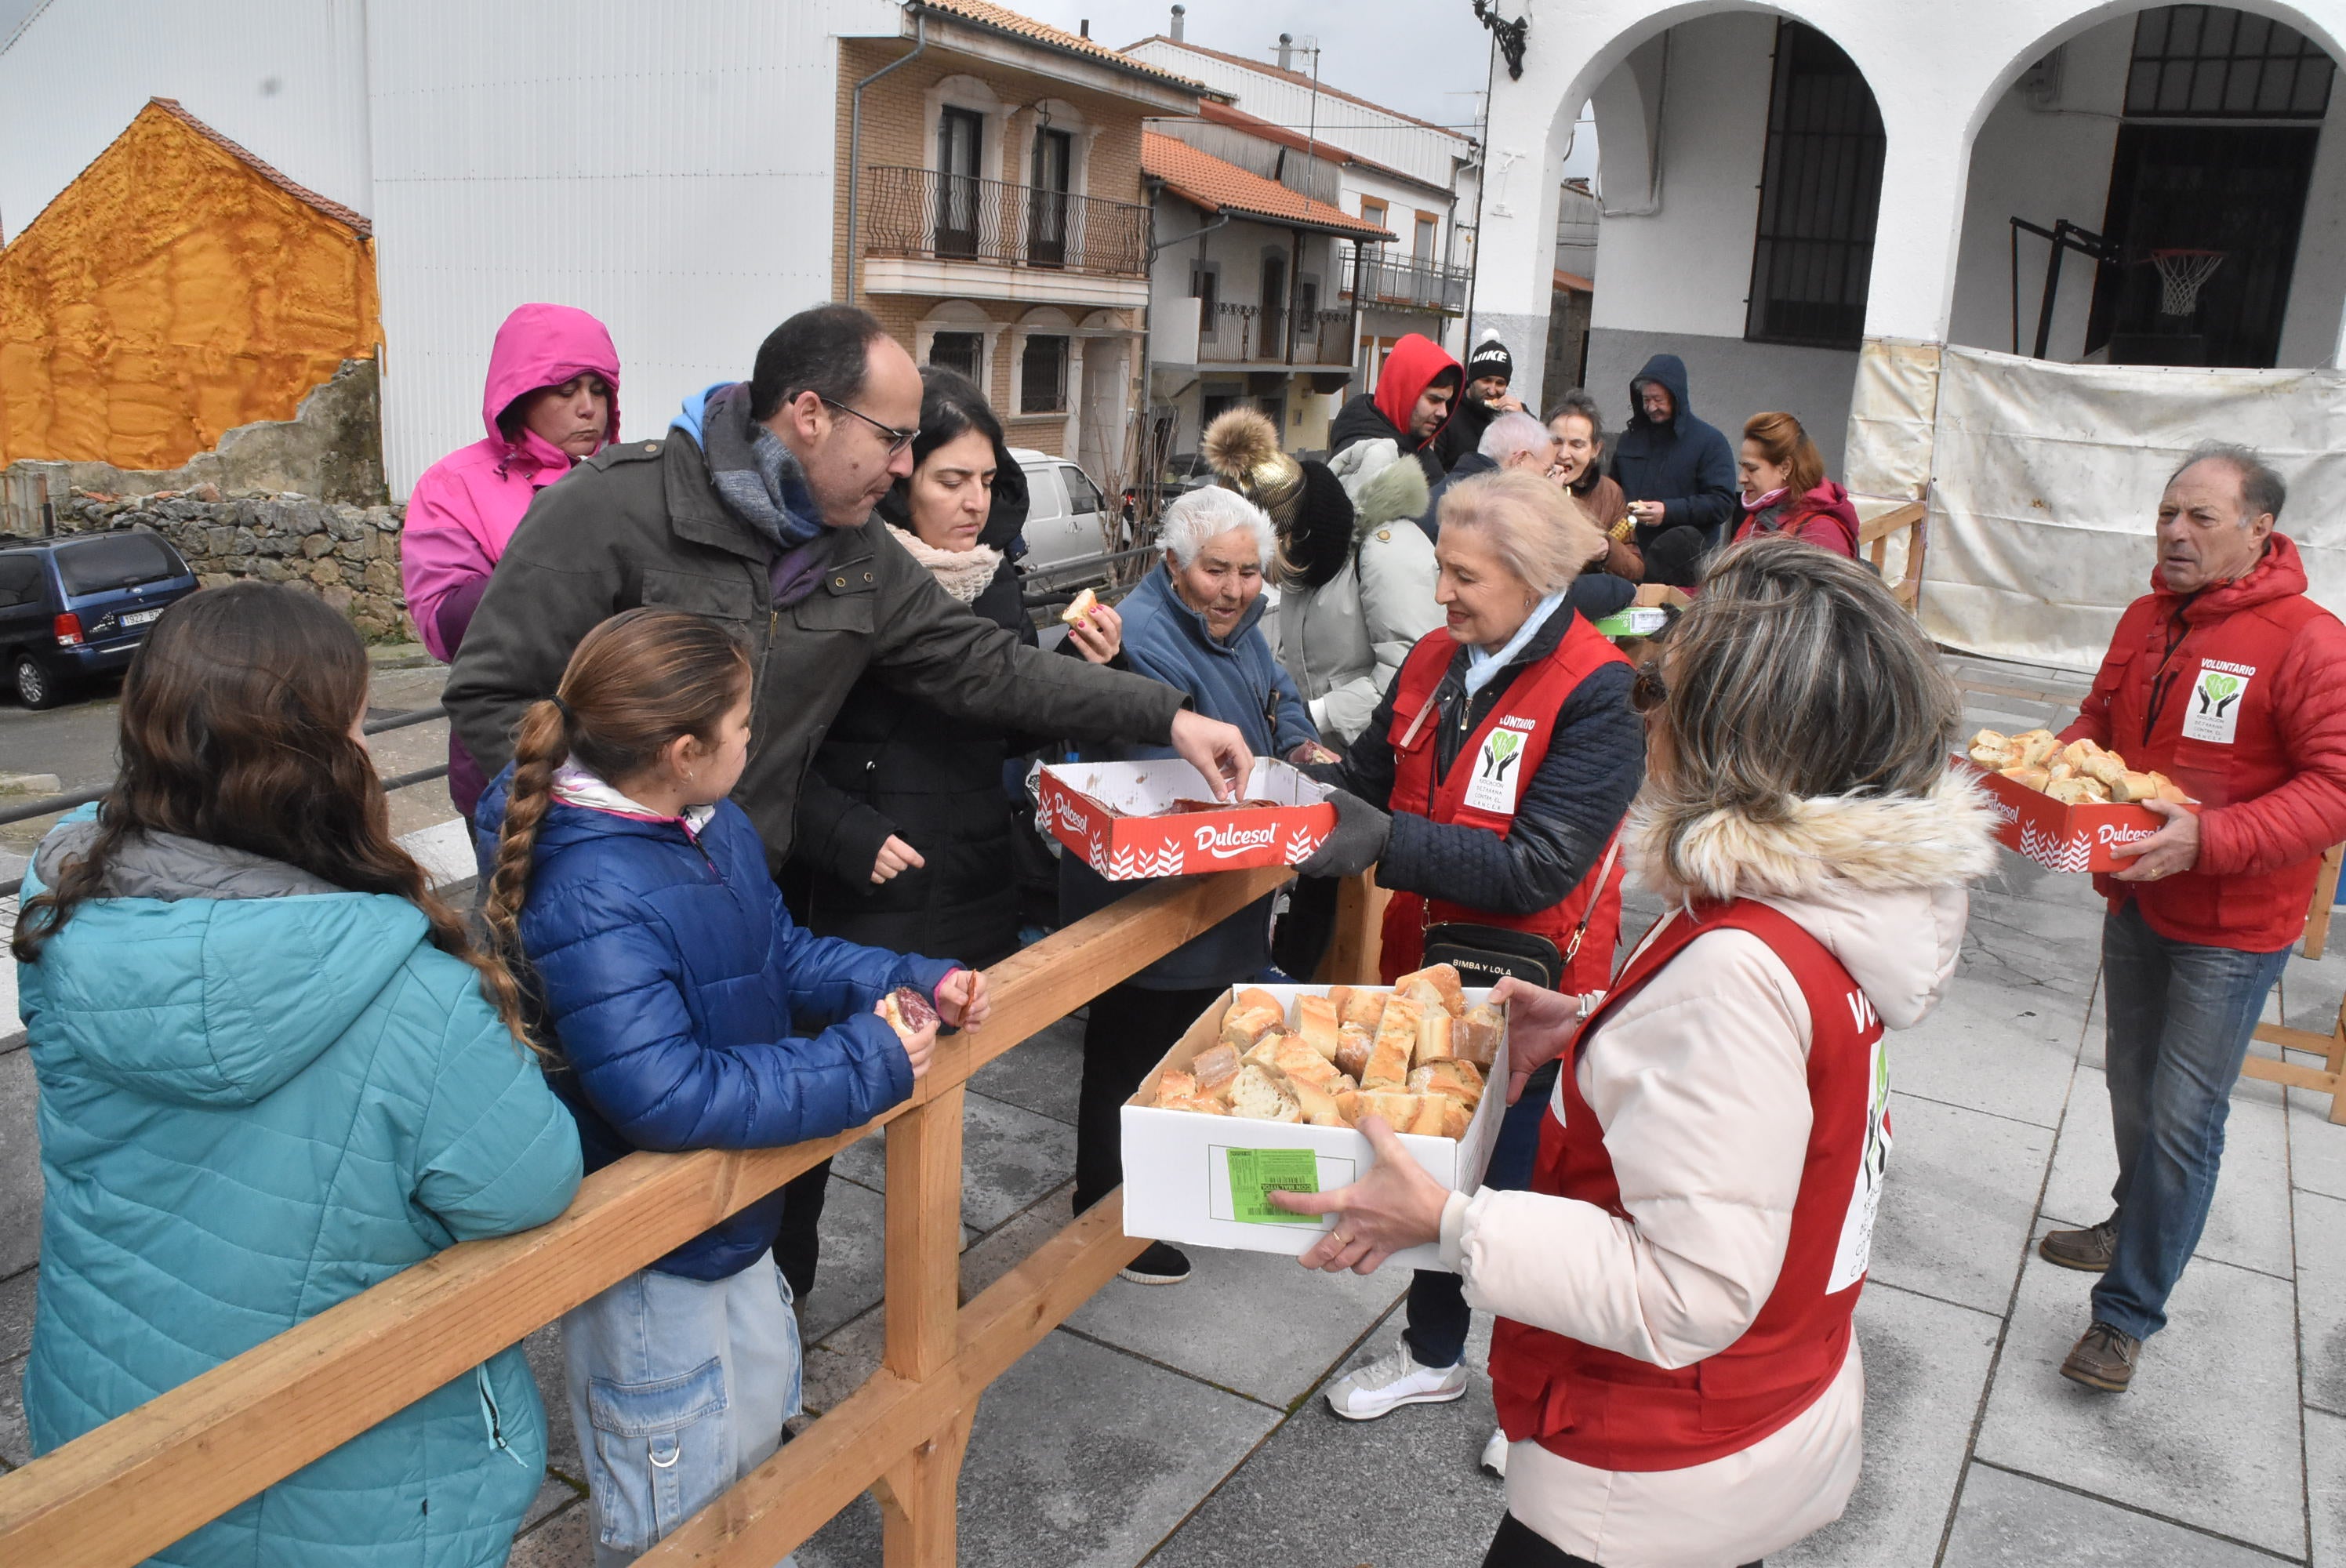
[1483,729,1523,782]
[2198,673,2242,718]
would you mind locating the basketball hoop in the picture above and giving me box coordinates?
[2152,249,2225,318]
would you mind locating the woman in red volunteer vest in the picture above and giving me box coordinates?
[1295,470,1645,1454]
[1283,539,1996,1568]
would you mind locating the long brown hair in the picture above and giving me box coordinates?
[1742,410,1826,498]
[480,608,752,1011]
[11,583,529,1041]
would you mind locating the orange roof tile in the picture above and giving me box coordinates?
[1142,132,1394,240]
[1554,269,1593,293]
[1124,36,1470,142]
[147,97,370,238]
[915,2,1207,92]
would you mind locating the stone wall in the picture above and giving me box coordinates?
[49,486,412,641]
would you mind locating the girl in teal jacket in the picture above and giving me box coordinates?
[12,583,583,1568]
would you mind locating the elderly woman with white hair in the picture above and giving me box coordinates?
[1296,469,1647,1437]
[1059,485,1324,1285]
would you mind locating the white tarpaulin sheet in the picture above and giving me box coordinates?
[1923,346,2346,672]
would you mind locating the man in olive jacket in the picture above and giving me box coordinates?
[445,305,1252,873]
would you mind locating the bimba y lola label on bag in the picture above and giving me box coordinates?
[2181,660,2253,746]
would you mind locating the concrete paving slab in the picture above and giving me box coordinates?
[1961,891,2107,1005]
[0,1351,26,1468]
[2297,1187,2346,1415]
[968,1013,1084,1127]
[800,1304,881,1420]
[0,1045,43,1279]
[830,1089,1076,1235]
[1775,1284,2001,1568]
[1888,972,2084,1131]
[2309,1406,2346,1567]
[1975,1239,2305,1558]
[507,1496,593,1568]
[796,1330,1280,1568]
[1064,1240,1407,1410]
[0,1265,32,1364]
[1869,1094,2053,1316]
[1147,1302,1507,1568]
[2291,1085,2346,1204]
[2039,1065,2293,1280]
[522,1323,579,1483]
[800,1174,888,1343]
[1942,1461,2283,1566]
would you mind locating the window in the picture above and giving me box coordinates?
[0,554,42,608]
[1360,196,1388,231]
[2126,6,2334,119]
[936,107,985,257]
[1193,265,1219,339]
[1258,253,1287,361]
[1028,127,1073,267]
[1059,464,1104,515]
[1744,21,1887,350]
[1020,334,1070,415]
[928,331,984,383]
[56,532,180,595]
[1413,214,1437,263]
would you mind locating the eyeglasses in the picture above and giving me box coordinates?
[820,397,921,456]
[1630,661,1669,715]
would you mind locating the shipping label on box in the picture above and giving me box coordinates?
[1956,758,2184,873]
[1040,757,1335,880]
[1119,983,1510,1273]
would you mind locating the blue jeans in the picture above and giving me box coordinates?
[1405,1062,1557,1368]
[564,1263,803,1568]
[2091,899,2291,1341]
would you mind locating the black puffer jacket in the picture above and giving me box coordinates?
[783,452,1039,967]
[1608,352,1739,549]
[1327,609,1643,915]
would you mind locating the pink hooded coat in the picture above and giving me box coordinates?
[401,303,621,664]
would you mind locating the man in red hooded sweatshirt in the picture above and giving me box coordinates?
[2040,442,2346,1394]
[1329,332,1462,484]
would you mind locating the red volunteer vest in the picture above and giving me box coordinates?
[1378,618,1630,993]
[1488,900,1887,1472]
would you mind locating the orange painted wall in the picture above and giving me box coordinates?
[0,101,380,470]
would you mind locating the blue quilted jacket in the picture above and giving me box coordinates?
[475,769,948,1279]
[15,810,583,1568]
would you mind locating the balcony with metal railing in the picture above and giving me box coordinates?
[1340,243,1473,316]
[1193,305,1356,371]
[859,166,1152,307]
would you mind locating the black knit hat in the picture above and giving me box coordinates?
[1466,338,1513,383]
[1280,461,1358,590]
[1642,524,1712,589]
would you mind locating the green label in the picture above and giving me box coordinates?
[1226,1147,1322,1225]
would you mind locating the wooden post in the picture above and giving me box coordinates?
[881,1080,967,1565]
[1316,869,1390,986]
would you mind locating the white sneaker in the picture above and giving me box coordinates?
[1479,1425,1509,1477]
[1323,1338,1469,1421]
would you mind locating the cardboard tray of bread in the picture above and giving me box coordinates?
[1039,757,1335,880]
[1120,964,1509,1271]
[1959,728,2198,874]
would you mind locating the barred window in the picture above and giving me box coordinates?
[2126,6,2334,119]
[1020,334,1070,415]
[1744,21,1886,351]
[928,332,983,383]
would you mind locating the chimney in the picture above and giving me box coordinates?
[1277,32,1293,71]
[1079,18,1090,35]
[1170,5,1184,41]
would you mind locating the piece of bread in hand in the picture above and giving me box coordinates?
[1334,985,1387,1032]
[1999,762,2052,792]
[1227,1063,1302,1122]
[1968,728,2018,768]
[1334,1024,1374,1083]
[1155,1069,1197,1105]
[1190,1044,1243,1099]
[1060,586,1099,626]
[1234,986,1286,1020]
[1457,1004,1506,1069]
[1414,1012,1456,1067]
[1220,1003,1284,1051]
[1393,963,1465,1017]
[877,986,939,1041]
[1297,994,1341,1059]
[2011,730,2061,768]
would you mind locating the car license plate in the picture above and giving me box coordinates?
[120,608,162,627]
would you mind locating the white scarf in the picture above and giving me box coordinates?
[550,763,717,836]
[1465,590,1567,698]
[889,524,1002,604]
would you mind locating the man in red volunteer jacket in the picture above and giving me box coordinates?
[2040,442,2346,1393]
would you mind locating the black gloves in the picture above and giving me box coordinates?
[1299,789,1392,879]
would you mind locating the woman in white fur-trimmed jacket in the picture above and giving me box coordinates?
[1277,537,1997,1568]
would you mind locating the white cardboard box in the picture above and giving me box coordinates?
[1119,982,1510,1273]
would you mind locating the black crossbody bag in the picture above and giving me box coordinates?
[1420,837,1623,992]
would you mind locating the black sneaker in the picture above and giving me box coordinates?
[2039,1218,2119,1272]
[1119,1241,1192,1285]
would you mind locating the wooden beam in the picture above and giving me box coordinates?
[2304,845,2343,960]
[0,866,1290,1566]
[1857,500,1926,546]
[2240,1051,2339,1095]
[1315,869,1389,986]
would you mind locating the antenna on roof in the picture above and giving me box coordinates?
[1079,18,1090,37]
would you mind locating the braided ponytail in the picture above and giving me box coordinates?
[479,696,571,1056]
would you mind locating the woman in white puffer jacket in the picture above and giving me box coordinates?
[1278,536,1996,1568]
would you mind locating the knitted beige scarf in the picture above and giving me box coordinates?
[889,524,1002,604]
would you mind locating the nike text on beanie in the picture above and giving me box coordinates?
[1467,339,1513,383]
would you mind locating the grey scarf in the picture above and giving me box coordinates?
[700,382,826,553]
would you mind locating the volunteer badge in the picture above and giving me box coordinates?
[2181,660,2253,745]
[1464,721,1531,815]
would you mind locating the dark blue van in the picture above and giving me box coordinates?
[0,528,199,708]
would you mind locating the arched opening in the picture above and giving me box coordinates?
[1948,3,2346,368]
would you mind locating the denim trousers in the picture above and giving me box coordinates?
[563,1261,804,1568]
[1405,1061,1559,1368]
[2092,898,2292,1341]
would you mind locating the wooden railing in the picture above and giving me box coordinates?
[1858,499,1928,612]
[0,863,1298,1566]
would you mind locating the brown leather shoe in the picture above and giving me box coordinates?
[2039,1218,2119,1272]
[2061,1320,2142,1392]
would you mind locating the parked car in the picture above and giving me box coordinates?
[0,528,199,708]
[1011,449,1120,576]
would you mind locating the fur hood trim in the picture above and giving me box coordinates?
[1629,768,1998,905]
[1349,452,1430,535]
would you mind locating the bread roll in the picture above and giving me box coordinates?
[1227,1064,1302,1122]
[2059,739,2105,771]
[2012,730,2061,768]
[1999,762,2052,792]
[1362,1035,1413,1090]
[1414,1013,1456,1067]
[877,986,939,1041]
[1273,1036,1342,1092]
[1334,1024,1374,1083]
[1060,586,1099,626]
[1335,1088,1364,1124]
[1219,1004,1284,1051]
[1967,728,2017,768]
[1155,1069,1197,1105]
[2108,770,2162,804]
[1410,1059,1484,1106]
[1307,1107,1348,1128]
[1336,985,1387,1031]
[1160,1094,1228,1116]
[2046,776,2102,806]
[2081,753,2130,790]
[1191,1044,1242,1098]
[1234,986,1286,1020]
[1457,1004,1506,1069]
[1357,1090,1422,1128]
[1289,1079,1342,1125]
[2153,773,2192,805]
[1396,977,1447,1018]
[1242,1033,1285,1072]
[1393,964,1465,1016]
[1297,994,1340,1059]
[1437,1098,1471,1140]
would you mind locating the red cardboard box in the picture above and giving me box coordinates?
[1040,757,1335,880]
[1956,757,2195,873]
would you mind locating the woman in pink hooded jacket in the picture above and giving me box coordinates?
[402,303,621,818]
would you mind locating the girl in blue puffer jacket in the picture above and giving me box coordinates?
[475,607,987,1568]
